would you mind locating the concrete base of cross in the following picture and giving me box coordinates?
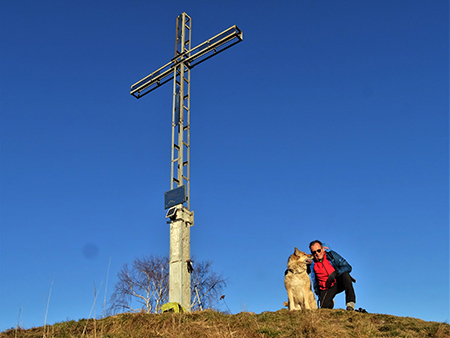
[168,205,194,312]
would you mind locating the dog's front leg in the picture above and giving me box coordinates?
[286,288,295,311]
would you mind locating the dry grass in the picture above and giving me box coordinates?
[2,309,449,338]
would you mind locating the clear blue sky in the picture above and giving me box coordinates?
[1,0,448,330]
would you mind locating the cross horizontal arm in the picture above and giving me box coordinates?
[130,25,243,99]
[177,25,243,69]
[130,59,174,99]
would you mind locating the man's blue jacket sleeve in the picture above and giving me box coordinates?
[329,250,352,275]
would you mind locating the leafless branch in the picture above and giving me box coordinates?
[109,255,225,314]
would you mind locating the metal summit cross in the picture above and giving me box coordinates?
[130,12,243,312]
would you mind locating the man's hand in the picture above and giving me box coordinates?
[326,271,337,288]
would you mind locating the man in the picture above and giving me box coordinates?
[309,240,356,310]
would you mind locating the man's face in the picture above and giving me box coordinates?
[310,242,324,261]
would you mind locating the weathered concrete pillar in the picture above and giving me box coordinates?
[168,206,193,311]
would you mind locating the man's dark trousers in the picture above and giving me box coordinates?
[319,272,356,309]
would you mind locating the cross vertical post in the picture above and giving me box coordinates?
[130,12,243,312]
[169,12,192,311]
[172,13,191,209]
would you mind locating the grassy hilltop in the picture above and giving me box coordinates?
[2,309,449,338]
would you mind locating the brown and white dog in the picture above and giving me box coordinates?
[284,247,317,310]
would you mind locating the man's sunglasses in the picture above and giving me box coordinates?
[311,249,322,255]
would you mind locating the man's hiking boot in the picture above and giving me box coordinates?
[346,302,355,311]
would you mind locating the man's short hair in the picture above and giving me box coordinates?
[309,240,323,250]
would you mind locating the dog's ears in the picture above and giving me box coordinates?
[294,247,301,256]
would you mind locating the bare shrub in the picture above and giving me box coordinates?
[109,255,226,314]
[190,260,227,311]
